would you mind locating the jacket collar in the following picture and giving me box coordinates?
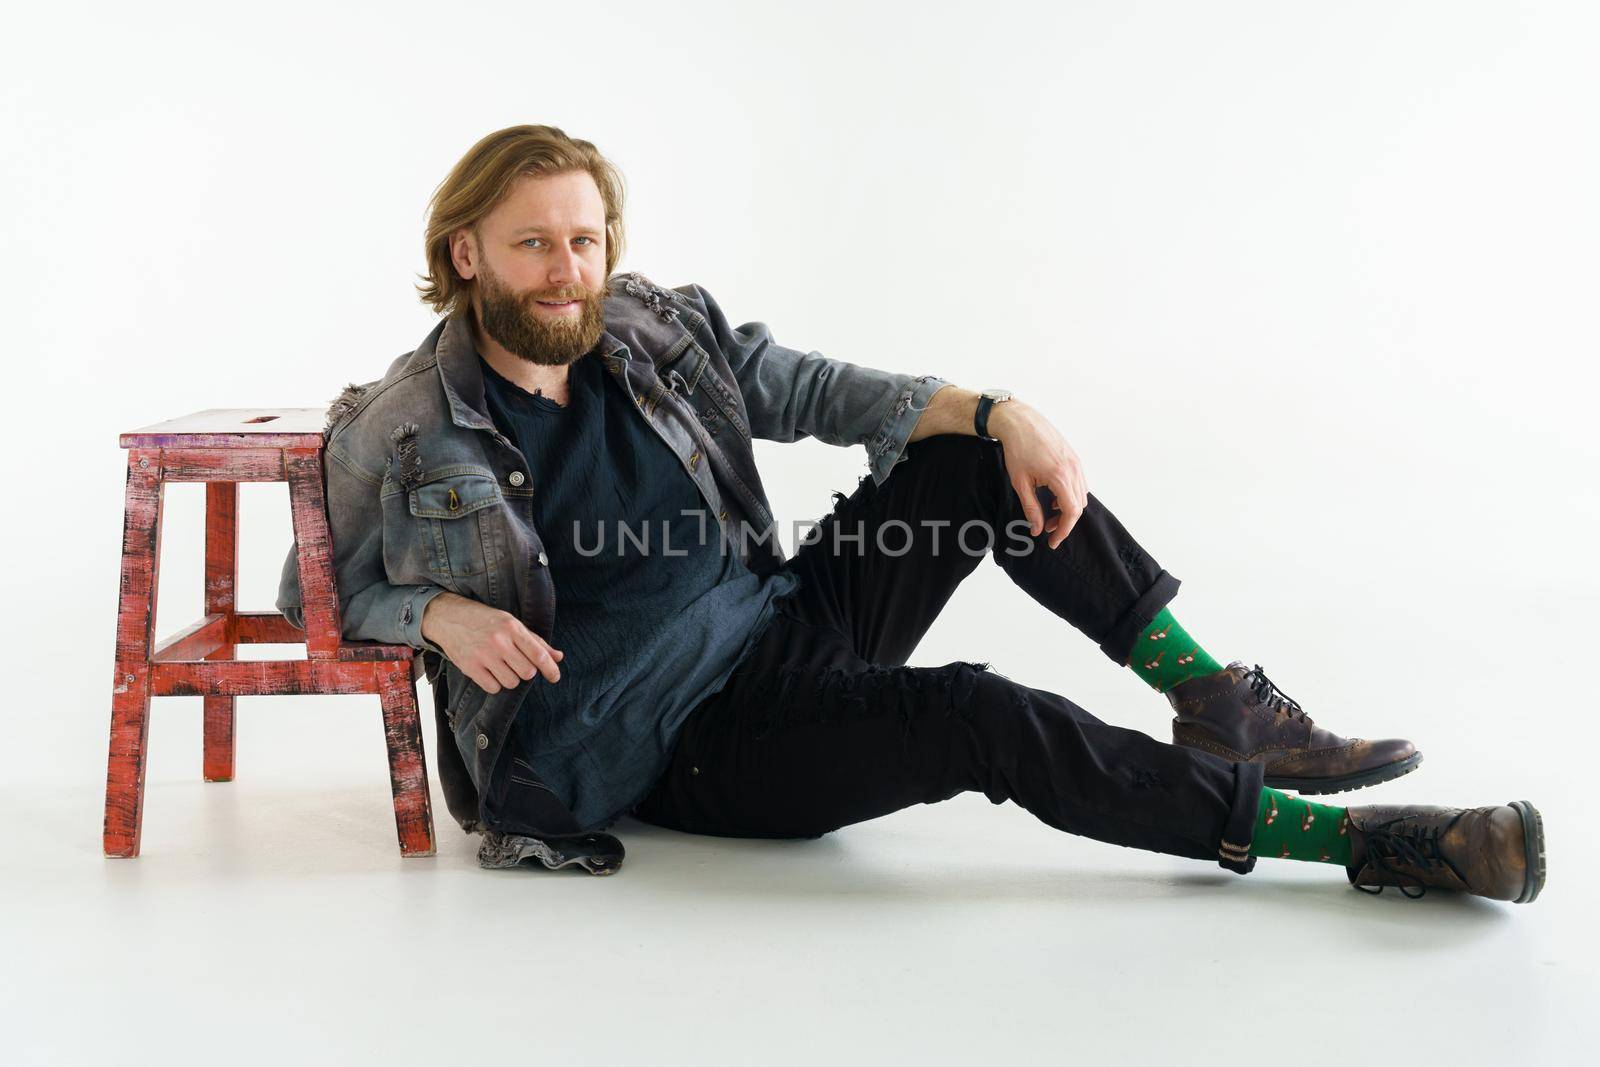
[431,310,629,432]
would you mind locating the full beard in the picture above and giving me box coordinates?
[475,266,610,367]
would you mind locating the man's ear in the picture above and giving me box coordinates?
[449,229,478,281]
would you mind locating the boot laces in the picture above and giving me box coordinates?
[1242,664,1311,724]
[1352,813,1465,899]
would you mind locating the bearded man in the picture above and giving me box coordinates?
[278,125,1545,903]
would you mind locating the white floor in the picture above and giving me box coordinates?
[6,469,1596,1066]
[4,651,1593,1066]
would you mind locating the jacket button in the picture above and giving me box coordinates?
[509,471,525,487]
[636,393,647,406]
[718,509,728,521]
[476,733,489,750]
[689,451,700,469]
[537,550,548,566]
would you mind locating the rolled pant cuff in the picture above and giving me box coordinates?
[1097,568,1181,666]
[1217,760,1266,875]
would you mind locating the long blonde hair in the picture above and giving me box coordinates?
[418,125,626,317]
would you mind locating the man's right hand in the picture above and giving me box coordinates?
[420,592,563,694]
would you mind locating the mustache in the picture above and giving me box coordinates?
[527,286,599,303]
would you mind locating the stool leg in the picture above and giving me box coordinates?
[376,660,437,857]
[285,447,344,658]
[105,450,164,858]
[203,481,238,782]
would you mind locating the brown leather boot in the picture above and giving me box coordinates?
[1167,662,1421,794]
[1345,800,1546,903]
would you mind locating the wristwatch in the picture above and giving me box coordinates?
[974,389,1014,440]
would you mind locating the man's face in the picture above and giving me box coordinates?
[451,170,610,366]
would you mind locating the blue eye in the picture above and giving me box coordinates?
[521,236,595,248]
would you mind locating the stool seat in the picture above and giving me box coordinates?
[104,407,437,859]
[121,407,328,448]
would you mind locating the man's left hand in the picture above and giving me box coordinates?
[988,400,1089,550]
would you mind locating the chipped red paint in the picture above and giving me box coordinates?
[231,611,303,644]
[103,411,437,859]
[203,480,238,782]
[104,448,164,859]
[284,447,342,659]
[152,614,229,661]
[160,448,287,482]
[378,659,436,856]
[154,658,412,696]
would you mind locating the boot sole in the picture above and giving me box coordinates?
[1509,800,1546,904]
[1263,751,1424,795]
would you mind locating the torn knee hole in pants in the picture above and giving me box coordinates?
[1129,767,1165,789]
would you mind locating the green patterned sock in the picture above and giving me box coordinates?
[1128,607,1223,693]
[1247,787,1353,864]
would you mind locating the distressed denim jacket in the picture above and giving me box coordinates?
[276,271,948,838]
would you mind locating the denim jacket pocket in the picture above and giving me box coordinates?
[409,469,502,580]
[694,360,752,443]
[381,467,503,596]
[509,754,543,787]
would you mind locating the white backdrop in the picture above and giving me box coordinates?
[3,2,1596,1064]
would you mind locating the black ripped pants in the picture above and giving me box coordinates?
[631,435,1265,874]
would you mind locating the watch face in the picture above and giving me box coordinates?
[983,389,1013,403]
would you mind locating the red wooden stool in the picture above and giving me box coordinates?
[104,408,436,858]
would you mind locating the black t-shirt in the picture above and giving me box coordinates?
[479,351,798,829]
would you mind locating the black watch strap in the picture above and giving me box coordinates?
[974,395,996,440]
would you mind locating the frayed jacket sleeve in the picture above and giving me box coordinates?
[684,282,949,486]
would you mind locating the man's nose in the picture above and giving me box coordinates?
[547,246,581,288]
